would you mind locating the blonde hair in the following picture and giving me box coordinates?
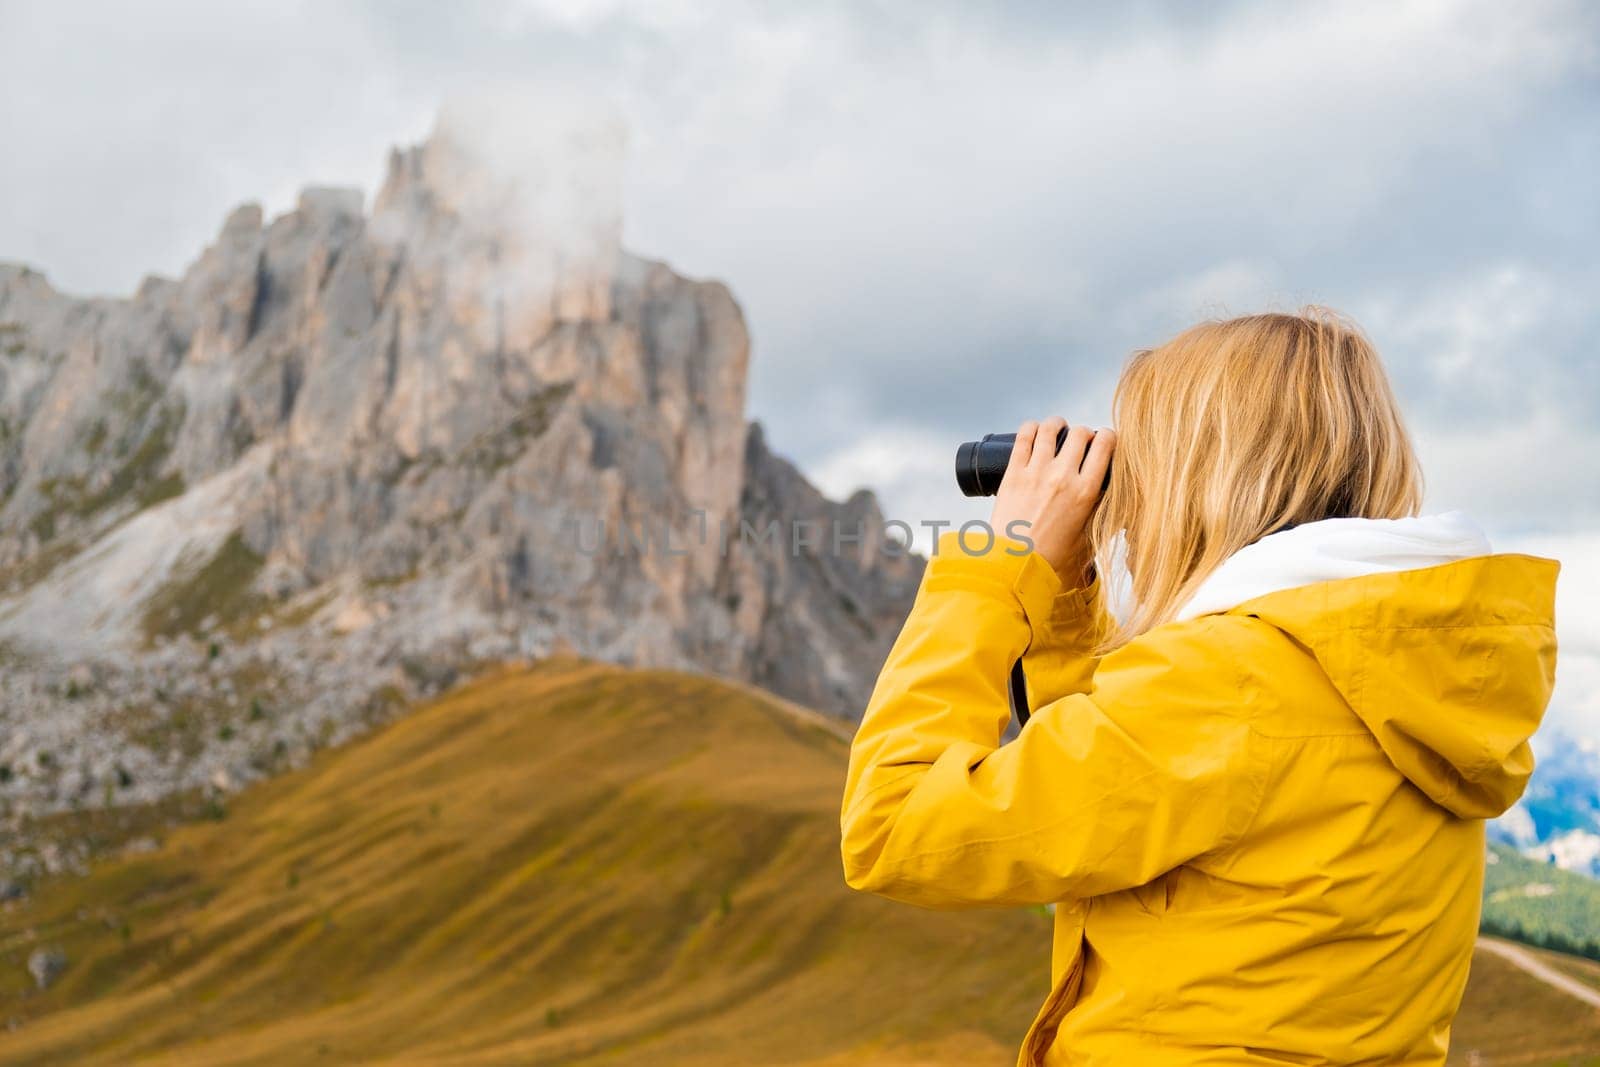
[1088,307,1423,652]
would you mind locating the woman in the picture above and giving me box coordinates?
[839,309,1559,1065]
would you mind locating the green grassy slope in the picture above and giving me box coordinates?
[1,660,1596,1065]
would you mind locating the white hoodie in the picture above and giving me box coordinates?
[1173,511,1493,622]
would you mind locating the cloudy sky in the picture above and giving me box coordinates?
[2,0,1597,732]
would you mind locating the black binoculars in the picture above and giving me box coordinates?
[955,428,1110,497]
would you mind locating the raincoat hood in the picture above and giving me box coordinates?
[1178,511,1559,819]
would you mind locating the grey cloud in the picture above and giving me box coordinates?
[1,0,1596,533]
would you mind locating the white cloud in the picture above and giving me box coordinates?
[1413,415,1600,528]
[809,425,991,555]
[1497,530,1600,741]
[1114,259,1290,338]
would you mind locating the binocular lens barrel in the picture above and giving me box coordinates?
[955,433,1031,497]
[954,428,1107,497]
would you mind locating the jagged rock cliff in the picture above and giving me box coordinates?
[0,121,920,862]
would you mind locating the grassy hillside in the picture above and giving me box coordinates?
[1530,944,1600,994]
[0,662,1048,1065]
[1484,842,1600,959]
[1,660,1597,1065]
[1450,943,1600,1066]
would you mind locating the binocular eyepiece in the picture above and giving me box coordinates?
[955,428,1110,497]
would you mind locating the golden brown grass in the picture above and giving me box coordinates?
[1529,944,1600,995]
[1451,945,1600,1065]
[1,659,1596,1065]
[0,661,1046,1065]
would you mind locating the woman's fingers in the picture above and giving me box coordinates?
[988,416,1107,580]
[1034,416,1068,467]
[1007,420,1040,477]
[1080,426,1116,491]
[1057,424,1095,473]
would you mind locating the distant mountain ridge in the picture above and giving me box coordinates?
[1492,733,1600,881]
[0,118,920,874]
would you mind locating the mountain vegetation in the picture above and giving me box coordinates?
[1483,842,1600,961]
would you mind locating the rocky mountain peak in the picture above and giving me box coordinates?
[0,117,920,871]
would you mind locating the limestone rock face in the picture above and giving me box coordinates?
[714,425,924,716]
[0,123,921,849]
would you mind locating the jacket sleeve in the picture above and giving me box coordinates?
[840,532,1269,909]
[1019,570,1113,708]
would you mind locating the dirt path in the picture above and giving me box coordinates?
[1477,936,1600,1010]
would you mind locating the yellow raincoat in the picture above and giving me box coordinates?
[841,531,1557,1065]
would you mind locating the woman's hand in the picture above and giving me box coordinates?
[988,417,1116,587]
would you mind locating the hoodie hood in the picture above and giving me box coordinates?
[1178,512,1559,819]
[1175,512,1494,622]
